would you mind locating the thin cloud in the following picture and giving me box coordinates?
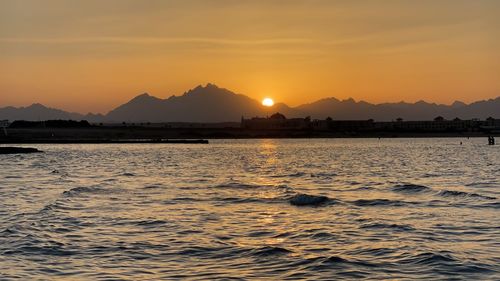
[0,36,313,46]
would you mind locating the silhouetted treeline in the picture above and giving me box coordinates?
[9,120,92,128]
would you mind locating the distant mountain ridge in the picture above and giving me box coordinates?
[0,103,85,121]
[1,84,498,122]
[0,103,105,122]
[295,96,500,121]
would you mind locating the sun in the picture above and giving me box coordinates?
[262,98,274,107]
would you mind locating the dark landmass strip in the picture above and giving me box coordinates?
[0,138,209,144]
[8,120,92,128]
[0,127,498,143]
[0,147,42,154]
[1,116,499,143]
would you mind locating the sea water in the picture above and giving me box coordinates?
[0,138,499,280]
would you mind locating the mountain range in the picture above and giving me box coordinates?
[1,83,499,122]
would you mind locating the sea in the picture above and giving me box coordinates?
[0,138,499,280]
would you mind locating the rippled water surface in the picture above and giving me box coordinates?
[1,139,499,280]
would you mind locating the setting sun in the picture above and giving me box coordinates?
[262,98,274,107]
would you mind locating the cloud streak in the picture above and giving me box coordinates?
[0,36,313,46]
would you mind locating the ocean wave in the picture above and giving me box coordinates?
[346,247,400,257]
[63,186,102,196]
[475,202,500,209]
[352,198,416,207]
[175,246,249,261]
[465,182,498,188]
[8,245,75,257]
[63,186,100,195]
[4,175,23,179]
[316,255,376,270]
[247,230,275,237]
[360,222,415,231]
[169,195,282,205]
[62,186,118,197]
[176,246,219,256]
[350,186,376,191]
[289,193,331,206]
[214,182,293,192]
[214,182,269,189]
[322,256,350,263]
[215,197,274,204]
[270,172,307,178]
[143,184,165,189]
[250,246,292,257]
[397,252,458,266]
[437,190,496,200]
[396,252,500,274]
[391,184,432,193]
[310,232,337,240]
[102,178,117,182]
[39,200,83,212]
[310,172,337,178]
[171,197,207,202]
[135,219,169,227]
[398,252,460,266]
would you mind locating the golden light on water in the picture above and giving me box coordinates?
[262,98,274,107]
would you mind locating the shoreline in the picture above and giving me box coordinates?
[0,127,498,143]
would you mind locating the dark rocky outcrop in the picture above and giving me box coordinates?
[0,147,42,154]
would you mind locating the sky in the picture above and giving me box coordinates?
[1,0,499,113]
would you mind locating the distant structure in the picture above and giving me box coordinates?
[375,116,500,133]
[312,118,374,132]
[0,120,9,136]
[240,114,500,133]
[97,121,240,129]
[8,120,91,128]
[241,113,311,130]
[483,117,500,132]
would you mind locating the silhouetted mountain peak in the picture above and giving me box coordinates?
[186,84,214,95]
[29,103,47,109]
[415,100,430,105]
[129,93,160,103]
[136,92,151,98]
[205,82,218,89]
[451,101,466,108]
[305,97,340,105]
[183,83,238,99]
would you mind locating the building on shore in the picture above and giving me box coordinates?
[241,113,500,133]
[241,113,375,131]
[374,117,499,132]
[241,113,311,130]
[481,117,500,133]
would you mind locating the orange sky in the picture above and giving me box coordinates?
[1,0,499,113]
